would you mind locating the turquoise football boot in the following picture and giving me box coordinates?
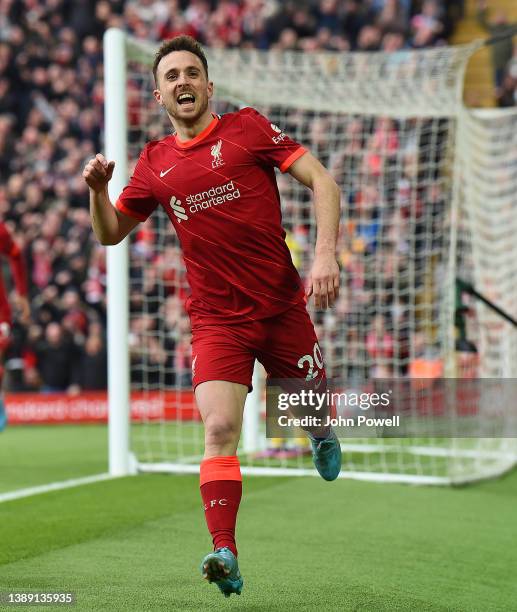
[310,429,342,481]
[200,547,243,598]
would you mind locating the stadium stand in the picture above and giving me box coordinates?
[0,0,501,392]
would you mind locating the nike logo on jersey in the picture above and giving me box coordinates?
[160,164,177,178]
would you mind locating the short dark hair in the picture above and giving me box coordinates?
[152,36,209,85]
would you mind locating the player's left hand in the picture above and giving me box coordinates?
[306,253,340,309]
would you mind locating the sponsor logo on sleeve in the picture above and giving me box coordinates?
[270,123,287,144]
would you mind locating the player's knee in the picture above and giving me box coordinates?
[204,417,240,447]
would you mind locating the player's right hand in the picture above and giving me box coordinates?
[83,154,115,193]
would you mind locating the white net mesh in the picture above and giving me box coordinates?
[449,107,517,482]
[458,108,517,378]
[117,36,516,484]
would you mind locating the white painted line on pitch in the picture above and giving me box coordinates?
[0,473,115,503]
[135,462,453,484]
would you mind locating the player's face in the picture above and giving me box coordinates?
[154,51,213,124]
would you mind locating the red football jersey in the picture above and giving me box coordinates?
[0,222,27,323]
[116,107,308,326]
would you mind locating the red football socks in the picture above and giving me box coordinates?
[200,455,242,557]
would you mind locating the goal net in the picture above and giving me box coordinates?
[458,108,517,379]
[105,29,517,484]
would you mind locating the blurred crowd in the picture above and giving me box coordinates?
[272,111,449,381]
[0,0,503,393]
[476,1,517,108]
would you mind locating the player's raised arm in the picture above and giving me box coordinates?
[83,153,139,245]
[287,151,341,309]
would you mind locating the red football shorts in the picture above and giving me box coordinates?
[191,301,325,391]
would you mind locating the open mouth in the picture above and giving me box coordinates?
[177,92,196,107]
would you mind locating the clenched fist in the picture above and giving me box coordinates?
[83,153,115,193]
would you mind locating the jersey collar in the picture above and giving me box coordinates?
[174,114,219,149]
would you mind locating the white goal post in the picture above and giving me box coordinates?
[104,28,517,485]
[105,28,131,477]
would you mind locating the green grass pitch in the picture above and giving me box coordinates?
[0,425,516,611]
